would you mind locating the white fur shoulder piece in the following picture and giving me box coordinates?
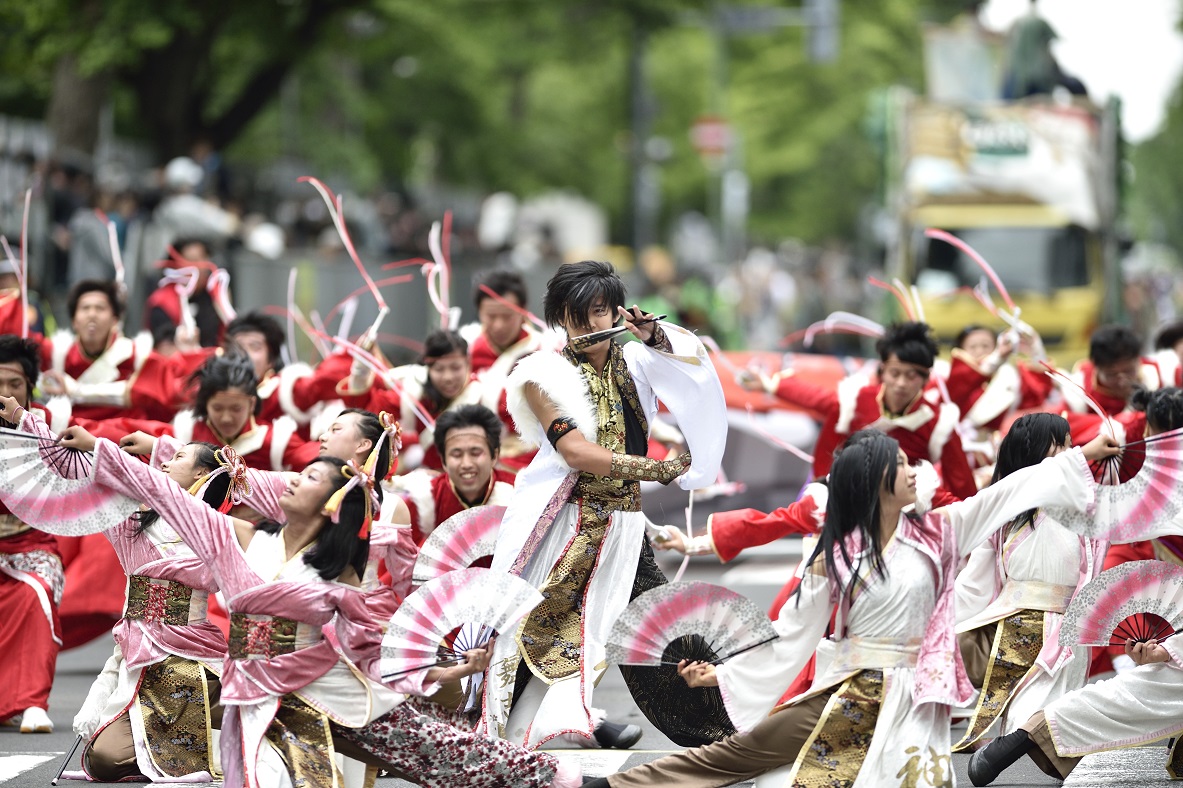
[505,351,597,448]
[912,460,939,514]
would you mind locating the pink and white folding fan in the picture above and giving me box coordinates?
[1043,427,1183,542]
[412,505,505,586]
[0,430,142,535]
[606,581,778,667]
[380,567,541,681]
[1059,561,1183,647]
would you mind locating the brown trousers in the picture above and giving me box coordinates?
[958,623,997,690]
[84,712,144,782]
[606,689,834,788]
[1021,711,1083,780]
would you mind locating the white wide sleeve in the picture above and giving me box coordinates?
[715,571,832,732]
[942,448,1095,557]
[624,323,727,490]
[954,539,999,630]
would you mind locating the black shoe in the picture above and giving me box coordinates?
[582,779,610,787]
[967,729,1036,787]
[594,720,643,749]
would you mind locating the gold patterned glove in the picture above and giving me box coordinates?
[610,451,692,485]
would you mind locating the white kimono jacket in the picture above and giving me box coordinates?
[715,447,1096,787]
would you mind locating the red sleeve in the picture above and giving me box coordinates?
[930,486,962,509]
[1017,365,1054,410]
[772,375,840,421]
[282,432,323,471]
[944,354,989,415]
[0,291,26,337]
[937,430,978,501]
[77,415,174,444]
[709,498,822,564]
[289,352,355,412]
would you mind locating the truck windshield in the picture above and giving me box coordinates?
[914,226,1089,295]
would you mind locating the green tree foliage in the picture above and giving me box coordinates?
[1,0,964,244]
[1129,81,1183,257]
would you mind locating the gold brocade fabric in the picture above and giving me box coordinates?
[0,514,29,538]
[953,609,1044,751]
[228,613,298,660]
[792,669,884,788]
[266,695,342,788]
[517,343,645,683]
[125,576,195,626]
[1169,736,1183,779]
[136,655,219,778]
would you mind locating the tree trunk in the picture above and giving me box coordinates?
[45,54,110,161]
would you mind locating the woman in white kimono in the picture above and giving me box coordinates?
[481,260,731,751]
[952,412,1106,751]
[966,387,1183,785]
[584,426,1117,788]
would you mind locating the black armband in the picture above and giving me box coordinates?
[546,417,578,449]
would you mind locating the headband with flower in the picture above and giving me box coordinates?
[187,446,252,513]
[323,412,402,538]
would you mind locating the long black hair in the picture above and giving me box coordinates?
[133,442,225,535]
[542,260,627,331]
[420,330,468,410]
[298,456,371,581]
[801,429,901,602]
[991,412,1070,535]
[189,353,260,420]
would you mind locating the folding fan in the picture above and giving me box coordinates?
[411,505,506,586]
[1059,561,1183,647]
[1043,427,1183,543]
[380,567,542,681]
[0,430,142,535]
[605,581,779,667]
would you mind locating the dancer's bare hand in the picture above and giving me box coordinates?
[737,368,773,393]
[1081,433,1121,462]
[0,395,23,423]
[652,526,686,554]
[618,305,658,344]
[678,659,718,688]
[58,425,98,452]
[425,640,497,684]
[1125,638,1171,665]
[119,431,157,457]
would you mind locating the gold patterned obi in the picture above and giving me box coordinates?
[995,580,1076,614]
[831,636,923,674]
[570,472,641,513]
[0,514,30,539]
[228,613,302,660]
[124,575,208,626]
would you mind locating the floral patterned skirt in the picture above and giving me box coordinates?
[333,701,561,788]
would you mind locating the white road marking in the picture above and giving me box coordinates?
[548,750,632,777]
[0,753,57,784]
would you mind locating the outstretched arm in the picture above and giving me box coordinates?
[59,429,260,596]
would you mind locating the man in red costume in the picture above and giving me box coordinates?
[0,336,62,733]
[37,279,152,428]
[142,238,231,352]
[466,270,545,473]
[393,404,514,545]
[744,321,978,500]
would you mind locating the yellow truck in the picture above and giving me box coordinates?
[884,87,1123,364]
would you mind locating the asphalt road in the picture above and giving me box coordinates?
[2,539,1177,786]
